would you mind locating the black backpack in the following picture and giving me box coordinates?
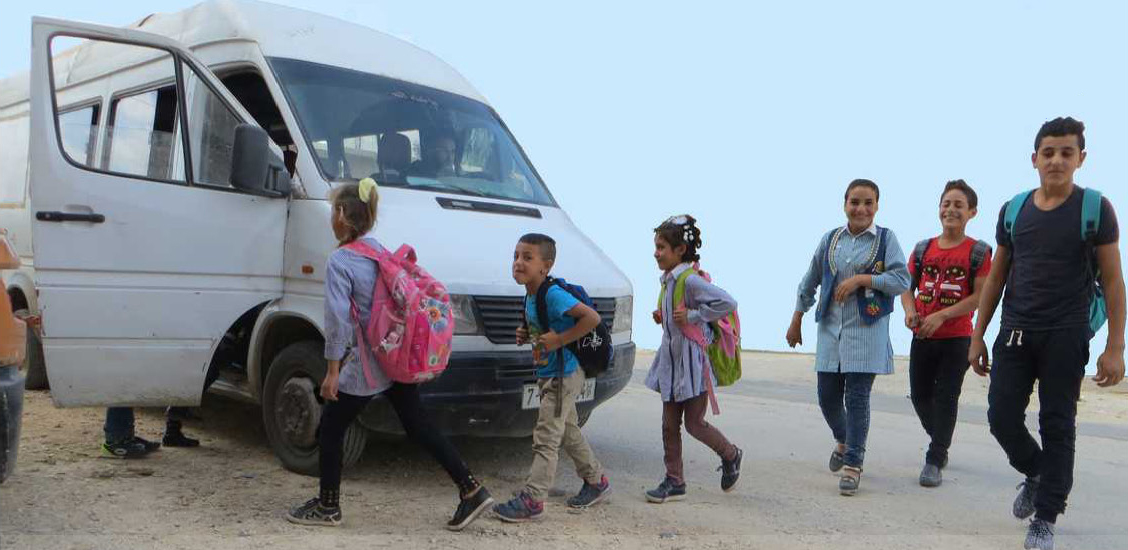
[532,277,613,379]
[911,238,991,293]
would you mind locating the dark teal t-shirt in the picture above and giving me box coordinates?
[525,285,580,378]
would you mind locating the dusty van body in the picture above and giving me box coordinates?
[0,0,634,473]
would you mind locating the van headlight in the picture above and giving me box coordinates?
[450,294,481,335]
[612,295,632,334]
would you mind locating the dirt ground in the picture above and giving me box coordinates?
[1,350,1126,550]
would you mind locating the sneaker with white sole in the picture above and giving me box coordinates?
[286,497,342,527]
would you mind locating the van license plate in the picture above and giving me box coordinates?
[521,379,596,410]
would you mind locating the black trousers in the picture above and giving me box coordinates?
[319,383,472,494]
[909,337,971,466]
[987,326,1089,523]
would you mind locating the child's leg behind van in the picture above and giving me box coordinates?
[383,382,475,492]
[383,382,494,530]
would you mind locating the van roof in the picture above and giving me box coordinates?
[0,0,487,109]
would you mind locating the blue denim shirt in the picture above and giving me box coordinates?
[796,225,911,374]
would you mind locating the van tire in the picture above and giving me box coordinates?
[14,310,48,390]
[262,341,368,476]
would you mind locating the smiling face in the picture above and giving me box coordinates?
[938,188,976,232]
[512,241,551,286]
[844,186,878,233]
[653,234,686,272]
[1032,134,1085,190]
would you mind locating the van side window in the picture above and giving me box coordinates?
[58,104,101,167]
[102,86,184,182]
[183,62,240,187]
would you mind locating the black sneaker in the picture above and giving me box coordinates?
[719,448,743,492]
[101,439,154,459]
[919,463,942,488]
[447,487,494,531]
[1013,477,1040,520]
[645,477,687,504]
[286,497,342,527]
[131,436,162,453]
[162,429,200,448]
[1024,518,1055,550]
[567,475,611,509]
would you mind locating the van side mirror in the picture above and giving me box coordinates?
[231,124,291,197]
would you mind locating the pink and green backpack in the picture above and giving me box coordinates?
[658,264,742,411]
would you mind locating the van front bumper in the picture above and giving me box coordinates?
[358,342,635,436]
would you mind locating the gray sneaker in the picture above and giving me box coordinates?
[919,463,942,487]
[1024,518,1055,550]
[1013,477,1040,520]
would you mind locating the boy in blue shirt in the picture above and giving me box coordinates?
[494,233,611,521]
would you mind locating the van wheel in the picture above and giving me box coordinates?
[262,341,368,476]
[14,310,48,390]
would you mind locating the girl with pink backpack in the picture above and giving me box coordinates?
[286,178,494,530]
[645,215,743,503]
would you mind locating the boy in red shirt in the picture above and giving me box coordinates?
[900,179,992,488]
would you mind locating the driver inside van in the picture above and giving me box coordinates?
[410,133,458,179]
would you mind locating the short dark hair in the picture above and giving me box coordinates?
[653,215,702,263]
[844,179,880,202]
[1035,117,1086,152]
[940,179,978,210]
[518,233,556,262]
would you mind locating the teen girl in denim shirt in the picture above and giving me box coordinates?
[787,179,910,496]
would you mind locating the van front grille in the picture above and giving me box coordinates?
[475,295,615,344]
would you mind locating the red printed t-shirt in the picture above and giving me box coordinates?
[908,237,992,339]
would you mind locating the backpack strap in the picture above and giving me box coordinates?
[1003,190,1034,244]
[1081,188,1103,242]
[534,278,564,417]
[911,238,933,291]
[968,240,991,293]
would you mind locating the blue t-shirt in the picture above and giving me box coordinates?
[525,284,580,378]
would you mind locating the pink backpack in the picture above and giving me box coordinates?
[342,240,454,385]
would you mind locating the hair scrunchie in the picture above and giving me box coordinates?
[358,177,378,203]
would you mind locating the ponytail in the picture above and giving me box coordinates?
[331,178,379,245]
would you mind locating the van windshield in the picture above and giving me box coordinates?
[269,57,554,206]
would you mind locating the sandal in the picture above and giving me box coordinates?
[839,466,862,496]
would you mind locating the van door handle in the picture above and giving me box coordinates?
[36,211,106,223]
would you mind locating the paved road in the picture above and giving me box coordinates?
[2,357,1125,550]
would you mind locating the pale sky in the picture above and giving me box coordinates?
[2,1,1125,369]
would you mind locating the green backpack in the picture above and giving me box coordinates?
[658,266,742,388]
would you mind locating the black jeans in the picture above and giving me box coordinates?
[987,326,1089,523]
[909,337,971,466]
[319,383,473,495]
